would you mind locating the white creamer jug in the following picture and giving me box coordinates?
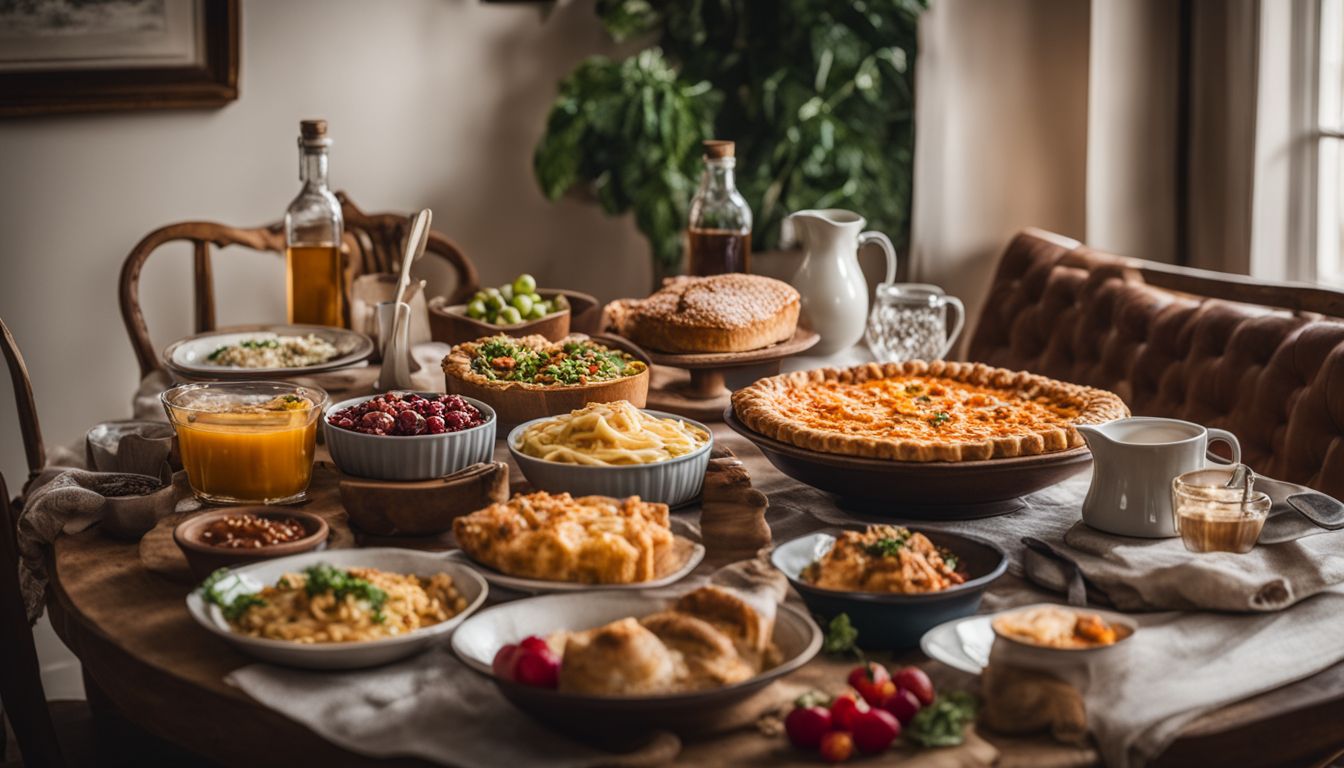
[1077,417,1241,538]
[789,209,897,355]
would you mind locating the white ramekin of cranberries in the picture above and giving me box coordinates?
[323,392,496,480]
[326,392,485,436]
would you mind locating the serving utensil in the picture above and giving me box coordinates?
[377,210,431,390]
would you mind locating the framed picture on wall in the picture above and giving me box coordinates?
[0,0,238,117]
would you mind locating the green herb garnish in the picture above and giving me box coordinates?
[822,613,859,656]
[198,568,267,622]
[907,692,979,747]
[941,550,959,572]
[470,338,641,385]
[302,563,388,623]
[864,528,912,557]
[928,411,950,427]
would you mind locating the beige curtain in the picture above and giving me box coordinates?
[912,0,1271,338]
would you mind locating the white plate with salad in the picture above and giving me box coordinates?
[164,324,374,379]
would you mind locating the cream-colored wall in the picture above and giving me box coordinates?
[0,0,649,484]
[910,0,1092,348]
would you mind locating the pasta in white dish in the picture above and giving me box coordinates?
[516,401,709,466]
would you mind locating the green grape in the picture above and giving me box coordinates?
[510,294,534,316]
[554,294,570,310]
[472,291,488,304]
[527,304,547,320]
[466,299,487,318]
[484,294,504,312]
[534,301,552,316]
[512,274,537,296]
[499,306,522,324]
[500,283,514,302]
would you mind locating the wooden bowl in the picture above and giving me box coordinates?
[339,461,510,536]
[444,334,652,429]
[429,293,571,346]
[173,508,329,580]
[551,289,601,334]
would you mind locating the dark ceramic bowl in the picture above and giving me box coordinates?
[771,529,1008,650]
[174,508,329,580]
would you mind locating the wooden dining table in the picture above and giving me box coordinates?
[42,423,1344,768]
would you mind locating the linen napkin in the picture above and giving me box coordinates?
[17,469,166,621]
[981,588,1344,768]
[1024,519,1344,612]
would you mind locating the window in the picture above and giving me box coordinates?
[1316,0,1344,285]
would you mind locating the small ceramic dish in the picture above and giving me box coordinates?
[451,591,820,734]
[989,602,1137,668]
[428,295,571,346]
[338,461,510,536]
[174,508,329,579]
[100,475,178,540]
[323,393,497,481]
[920,614,994,675]
[185,548,488,669]
[506,410,713,508]
[771,530,1008,650]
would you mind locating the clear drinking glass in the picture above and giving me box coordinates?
[1171,468,1271,554]
[162,381,328,505]
[865,283,966,362]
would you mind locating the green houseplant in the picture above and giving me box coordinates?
[535,0,928,283]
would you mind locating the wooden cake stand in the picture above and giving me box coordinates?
[642,328,820,422]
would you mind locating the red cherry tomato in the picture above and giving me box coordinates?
[851,708,901,753]
[819,731,855,763]
[491,643,521,679]
[847,662,896,707]
[880,687,922,725]
[893,666,935,705]
[829,692,866,731]
[784,706,833,749]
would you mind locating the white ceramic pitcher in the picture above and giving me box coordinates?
[1076,417,1241,538]
[789,209,898,355]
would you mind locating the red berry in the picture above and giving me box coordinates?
[784,706,833,749]
[819,731,854,763]
[425,416,446,434]
[512,647,560,689]
[491,643,520,679]
[880,687,922,725]
[518,635,550,654]
[830,693,865,732]
[851,709,900,753]
[893,666,935,706]
[847,662,890,691]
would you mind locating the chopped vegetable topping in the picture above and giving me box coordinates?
[822,613,859,656]
[302,563,389,623]
[470,338,642,385]
[928,411,950,427]
[906,692,979,747]
[864,529,912,558]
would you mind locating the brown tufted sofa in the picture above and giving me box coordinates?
[967,228,1344,497]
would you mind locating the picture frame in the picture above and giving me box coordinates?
[0,0,239,117]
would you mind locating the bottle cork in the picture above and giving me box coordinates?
[703,140,735,159]
[300,119,328,140]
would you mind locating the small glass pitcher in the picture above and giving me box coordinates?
[865,283,965,362]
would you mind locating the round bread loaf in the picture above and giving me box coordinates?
[615,274,800,353]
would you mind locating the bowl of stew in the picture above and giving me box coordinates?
[174,508,329,579]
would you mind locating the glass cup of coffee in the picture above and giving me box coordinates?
[1171,467,1271,554]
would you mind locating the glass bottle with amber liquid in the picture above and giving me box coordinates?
[285,119,344,327]
[687,139,752,275]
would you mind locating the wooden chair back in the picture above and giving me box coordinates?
[119,193,480,377]
[2,316,45,484]
[0,471,67,767]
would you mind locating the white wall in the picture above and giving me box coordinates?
[0,0,649,484]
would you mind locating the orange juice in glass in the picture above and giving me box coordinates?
[162,382,328,504]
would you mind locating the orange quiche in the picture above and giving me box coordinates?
[732,360,1128,462]
[452,491,674,584]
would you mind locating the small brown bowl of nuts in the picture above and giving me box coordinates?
[174,508,329,579]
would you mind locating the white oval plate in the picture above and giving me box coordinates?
[185,548,488,670]
[164,324,374,378]
[446,535,705,595]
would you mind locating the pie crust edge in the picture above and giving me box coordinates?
[731,360,1130,462]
